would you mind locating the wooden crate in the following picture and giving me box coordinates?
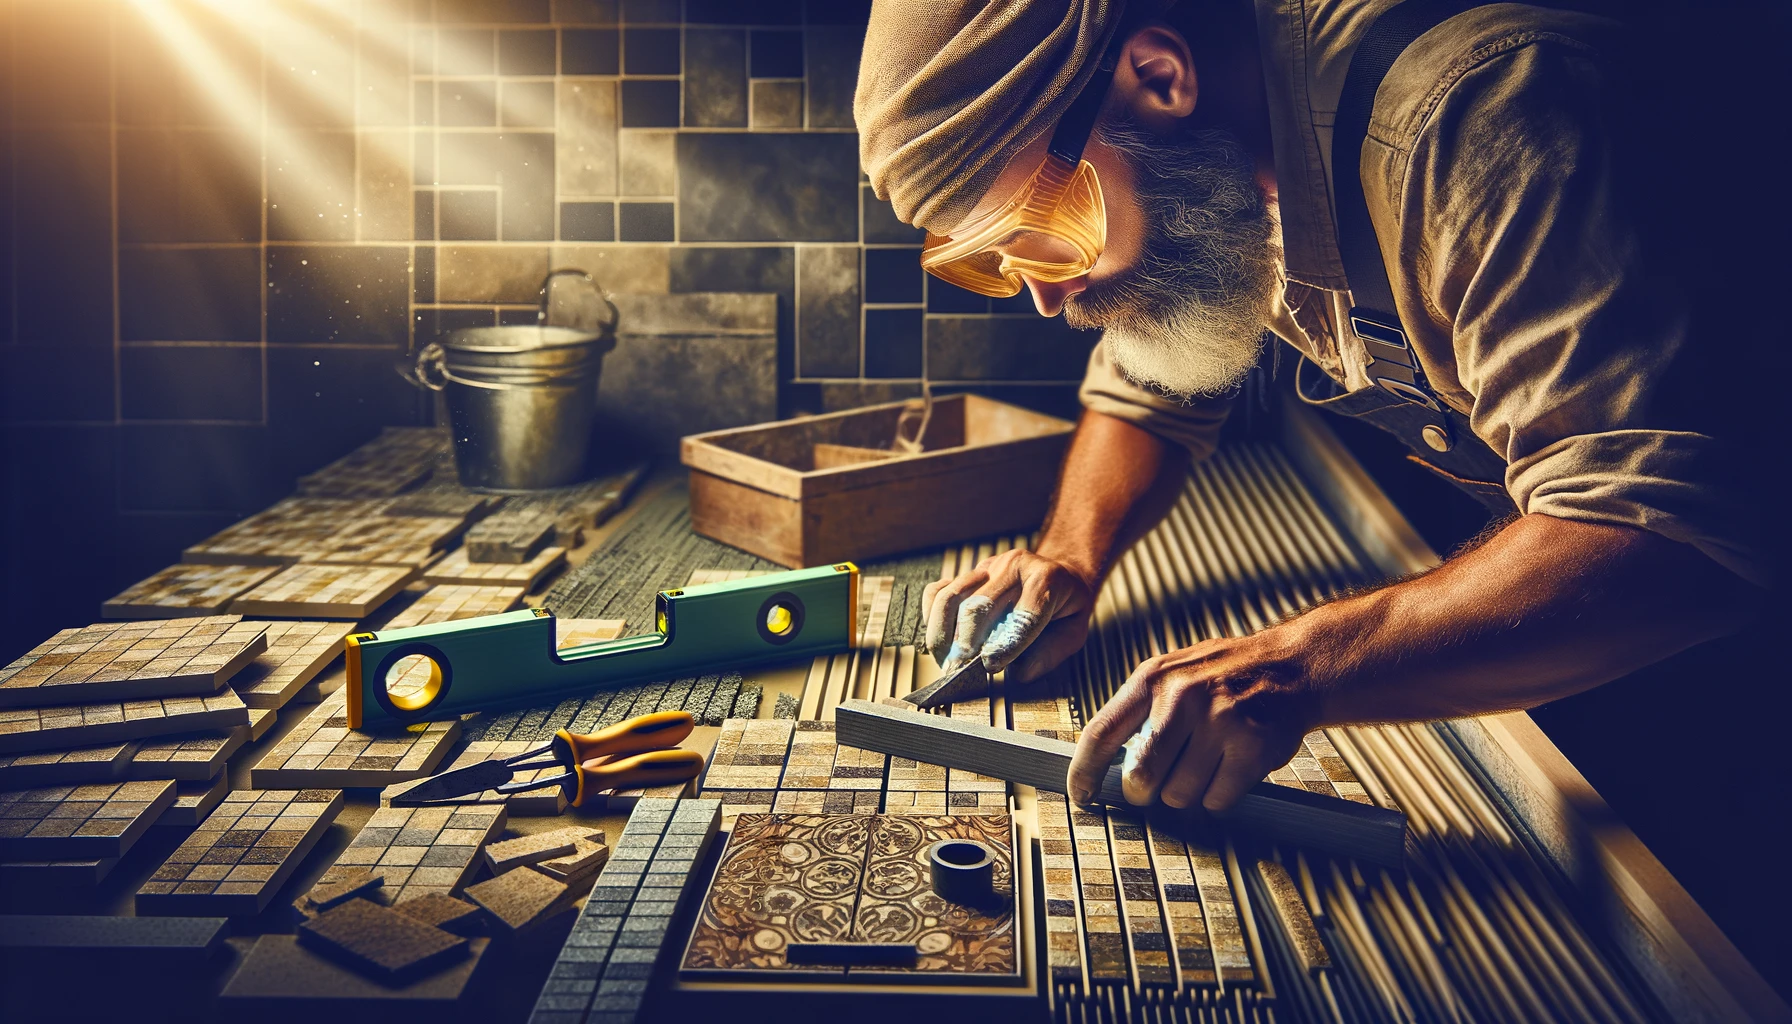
[681,394,1074,567]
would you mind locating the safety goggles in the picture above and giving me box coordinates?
[920,30,1126,298]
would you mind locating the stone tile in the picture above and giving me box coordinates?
[558,80,618,197]
[2,346,115,423]
[618,203,674,242]
[14,127,112,345]
[118,128,259,244]
[501,81,556,129]
[440,0,549,22]
[797,246,859,378]
[438,246,551,304]
[120,248,260,343]
[598,295,779,454]
[621,80,680,128]
[552,245,670,294]
[560,203,615,242]
[437,28,496,75]
[120,346,262,423]
[864,247,922,303]
[439,132,500,185]
[414,246,436,302]
[268,129,356,241]
[622,0,679,21]
[805,25,865,129]
[925,317,1097,381]
[561,28,619,74]
[415,191,436,241]
[861,184,924,244]
[750,29,803,77]
[441,191,498,241]
[819,381,921,411]
[498,133,557,241]
[683,29,745,128]
[619,131,674,196]
[358,130,413,242]
[750,81,803,129]
[500,28,557,74]
[267,246,412,346]
[865,309,923,379]
[439,80,497,127]
[624,27,679,74]
[926,277,990,314]
[670,246,793,303]
[117,425,282,513]
[554,1,617,25]
[678,134,857,242]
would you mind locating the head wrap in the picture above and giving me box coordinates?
[854,1,1129,234]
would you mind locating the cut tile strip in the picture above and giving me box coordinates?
[536,834,609,883]
[230,563,415,620]
[424,546,568,589]
[485,828,583,873]
[307,866,384,910]
[0,914,229,966]
[382,584,526,629]
[0,617,266,707]
[323,804,507,905]
[1147,819,1216,989]
[249,692,458,789]
[162,774,231,828]
[1037,791,1086,987]
[229,620,355,710]
[1107,810,1175,987]
[102,564,284,619]
[137,788,343,918]
[0,779,176,859]
[0,691,249,756]
[298,897,469,982]
[0,741,137,787]
[1256,857,1328,972]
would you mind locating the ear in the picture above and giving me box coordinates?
[1110,25,1198,127]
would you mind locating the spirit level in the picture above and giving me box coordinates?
[344,563,859,728]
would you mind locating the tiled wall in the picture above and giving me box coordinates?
[0,0,1095,659]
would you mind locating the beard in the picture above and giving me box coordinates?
[1064,116,1282,400]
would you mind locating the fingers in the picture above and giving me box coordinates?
[923,564,989,658]
[941,594,1000,672]
[1067,672,1154,806]
[978,566,1055,672]
[1118,671,1199,805]
[1157,731,1221,810]
[1005,619,1088,683]
[1200,748,1262,813]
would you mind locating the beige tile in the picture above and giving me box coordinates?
[750,81,803,130]
[557,79,616,197]
[619,130,674,196]
[356,28,410,126]
[439,245,551,303]
[501,80,555,129]
[551,244,669,295]
[358,130,412,241]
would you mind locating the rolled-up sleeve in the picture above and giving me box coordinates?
[1078,341,1232,460]
[1393,38,1767,585]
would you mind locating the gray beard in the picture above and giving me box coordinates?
[1064,117,1281,400]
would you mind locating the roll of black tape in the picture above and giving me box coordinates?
[928,838,994,905]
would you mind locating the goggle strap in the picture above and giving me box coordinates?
[1046,17,1131,165]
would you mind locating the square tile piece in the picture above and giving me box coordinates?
[0,779,176,859]
[320,803,506,905]
[231,563,415,620]
[102,565,284,620]
[0,691,249,756]
[381,584,525,629]
[250,693,459,789]
[137,788,343,918]
[0,741,137,788]
[297,897,469,981]
[182,498,379,566]
[0,617,266,708]
[464,865,569,933]
[229,620,355,709]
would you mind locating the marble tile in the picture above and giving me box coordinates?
[677,133,857,242]
[683,29,745,128]
[749,80,802,129]
[619,130,675,196]
[557,79,618,196]
[797,246,859,378]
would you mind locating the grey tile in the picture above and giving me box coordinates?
[413,81,435,126]
[683,29,745,128]
[926,277,990,314]
[804,0,870,24]
[624,27,679,74]
[119,248,260,343]
[558,80,618,196]
[267,130,355,241]
[441,191,499,240]
[415,190,437,241]
[359,129,415,242]
[862,185,925,244]
[500,28,558,74]
[120,346,262,423]
[621,80,680,128]
[2,346,116,423]
[865,309,923,378]
[500,133,558,241]
[805,25,864,129]
[621,0,679,21]
[797,246,860,378]
[864,247,922,303]
[440,0,549,21]
[553,0,617,24]
[925,316,1097,381]
[437,29,496,75]
[439,80,497,127]
[502,81,557,128]
[819,381,921,411]
[14,127,112,346]
[118,128,259,244]
[618,203,674,242]
[750,81,803,129]
[561,202,615,242]
[619,131,674,196]
[688,0,798,22]
[561,29,619,74]
[678,133,857,242]
[438,245,551,303]
[750,29,802,77]
[118,425,283,513]
[267,246,412,346]
[415,246,437,303]
[266,348,430,485]
[440,132,501,185]
[598,294,779,455]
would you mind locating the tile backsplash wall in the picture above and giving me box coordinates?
[1,0,1095,657]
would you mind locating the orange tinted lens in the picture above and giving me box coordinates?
[927,250,1023,297]
[920,157,1105,298]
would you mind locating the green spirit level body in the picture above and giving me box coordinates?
[346,563,859,728]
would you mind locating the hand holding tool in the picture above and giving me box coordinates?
[393,710,702,808]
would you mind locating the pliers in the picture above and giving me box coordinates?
[393,710,705,808]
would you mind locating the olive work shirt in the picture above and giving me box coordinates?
[1079,0,1767,587]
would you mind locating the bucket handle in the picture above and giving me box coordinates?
[400,342,450,392]
[538,268,619,336]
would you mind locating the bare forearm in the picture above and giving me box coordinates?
[1036,410,1189,587]
[1284,514,1761,724]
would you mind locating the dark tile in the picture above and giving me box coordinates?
[624,28,679,74]
[797,247,859,378]
[682,30,745,128]
[561,28,619,74]
[439,0,549,21]
[562,202,616,241]
[439,80,497,127]
[268,130,356,241]
[864,248,922,304]
[498,308,540,326]
[118,128,259,244]
[990,291,1037,314]
[267,347,431,485]
[413,81,435,126]
[553,0,617,25]
[804,0,871,24]
[10,5,112,125]
[499,133,557,240]
[500,29,558,74]
[618,203,673,242]
[862,186,925,244]
[925,316,1097,381]
[415,246,437,303]
[818,381,921,411]
[415,190,437,240]
[119,249,260,343]
[13,128,111,346]
[927,277,989,314]
[620,0,679,22]
[678,133,857,242]
[805,26,864,129]
[441,191,499,240]
[115,511,246,589]
[118,424,284,513]
[621,80,681,128]
[120,346,263,422]
[501,80,557,127]
[437,29,496,75]
[938,383,1081,421]
[687,0,798,23]
[1,346,115,423]
[267,246,412,347]
[1,425,119,660]
[670,247,795,391]
[864,309,923,378]
[749,30,802,77]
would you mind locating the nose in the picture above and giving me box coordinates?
[1023,275,1087,318]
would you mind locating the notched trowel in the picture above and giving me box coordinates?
[903,653,993,709]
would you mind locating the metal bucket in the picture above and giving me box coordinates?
[411,321,617,491]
